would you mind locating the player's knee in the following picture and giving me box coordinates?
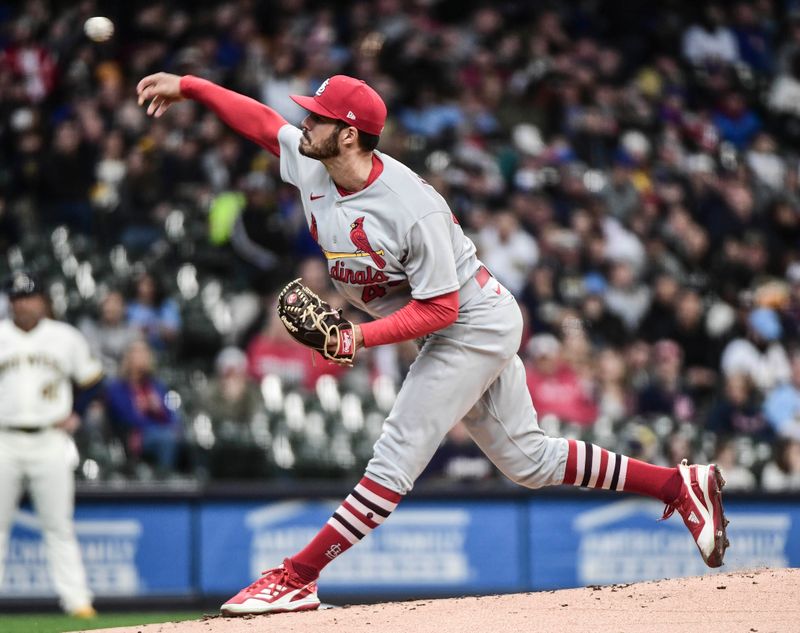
[502,435,567,490]
[363,467,411,495]
[38,518,75,538]
[365,451,417,494]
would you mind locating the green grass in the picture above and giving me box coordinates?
[0,611,204,633]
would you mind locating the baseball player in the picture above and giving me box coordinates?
[137,73,729,615]
[0,271,102,617]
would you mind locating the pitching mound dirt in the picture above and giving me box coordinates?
[84,568,799,633]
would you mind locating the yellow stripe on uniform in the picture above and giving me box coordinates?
[322,249,385,260]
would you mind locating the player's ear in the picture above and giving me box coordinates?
[341,125,358,147]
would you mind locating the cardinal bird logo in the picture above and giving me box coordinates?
[349,216,386,269]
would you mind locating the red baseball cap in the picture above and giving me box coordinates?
[291,75,387,136]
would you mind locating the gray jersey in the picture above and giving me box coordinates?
[278,125,479,318]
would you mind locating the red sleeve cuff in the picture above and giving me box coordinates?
[179,75,202,98]
[360,291,459,348]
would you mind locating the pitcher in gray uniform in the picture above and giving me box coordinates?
[137,72,729,615]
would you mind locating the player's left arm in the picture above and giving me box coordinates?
[66,327,105,428]
[69,328,104,389]
[354,292,458,349]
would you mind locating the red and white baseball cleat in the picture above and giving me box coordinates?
[220,558,320,616]
[662,459,730,568]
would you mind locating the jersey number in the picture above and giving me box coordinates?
[42,381,59,400]
[361,284,387,303]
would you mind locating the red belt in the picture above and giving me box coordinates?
[475,265,492,288]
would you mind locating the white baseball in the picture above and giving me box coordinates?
[84,16,114,42]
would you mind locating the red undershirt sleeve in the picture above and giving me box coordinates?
[359,291,459,348]
[180,75,288,157]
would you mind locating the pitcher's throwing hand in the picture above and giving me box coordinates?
[137,72,184,117]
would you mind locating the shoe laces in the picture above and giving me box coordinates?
[660,460,689,522]
[245,565,288,592]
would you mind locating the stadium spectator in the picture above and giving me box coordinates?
[105,340,181,476]
[594,347,633,423]
[731,1,774,74]
[764,350,800,440]
[711,437,757,491]
[769,49,800,146]
[475,210,539,296]
[519,262,561,338]
[604,260,651,332]
[115,149,168,252]
[706,373,773,440]
[40,121,95,232]
[126,271,182,351]
[665,430,697,466]
[721,307,791,394]
[682,4,740,67]
[712,92,762,150]
[524,334,598,426]
[601,157,641,223]
[636,340,696,423]
[1,16,56,103]
[637,272,680,344]
[580,290,629,349]
[79,290,142,377]
[197,346,268,479]
[761,438,800,491]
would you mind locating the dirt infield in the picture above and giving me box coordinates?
[84,568,799,633]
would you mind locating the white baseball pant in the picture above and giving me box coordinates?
[0,428,93,612]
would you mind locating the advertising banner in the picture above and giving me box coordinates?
[0,503,193,597]
[199,500,524,594]
[3,494,797,601]
[528,497,799,590]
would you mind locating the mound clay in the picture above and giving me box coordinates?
[85,568,800,633]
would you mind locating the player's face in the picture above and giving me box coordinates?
[10,294,47,330]
[299,113,343,160]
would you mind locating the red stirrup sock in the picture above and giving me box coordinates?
[562,439,682,503]
[290,476,402,583]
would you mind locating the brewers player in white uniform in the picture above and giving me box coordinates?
[0,272,101,617]
[138,73,729,615]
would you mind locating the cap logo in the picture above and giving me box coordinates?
[346,111,356,120]
[315,78,330,96]
[13,274,34,294]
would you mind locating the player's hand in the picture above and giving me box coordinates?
[326,324,364,355]
[57,412,81,434]
[136,72,185,118]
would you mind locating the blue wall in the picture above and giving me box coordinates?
[1,495,797,598]
[1,503,193,598]
[199,500,524,594]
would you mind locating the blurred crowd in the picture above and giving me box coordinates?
[3,0,800,490]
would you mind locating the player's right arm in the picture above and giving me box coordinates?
[136,72,288,157]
